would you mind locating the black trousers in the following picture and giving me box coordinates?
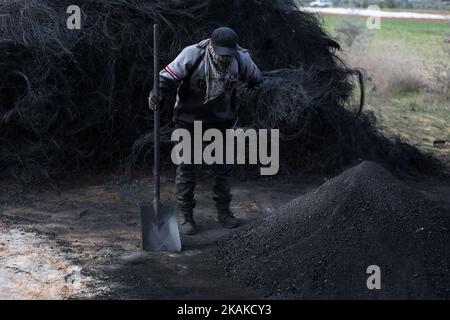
[174,121,233,214]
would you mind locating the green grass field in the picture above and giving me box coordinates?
[316,14,450,160]
[321,15,449,61]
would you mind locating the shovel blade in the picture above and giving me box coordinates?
[140,202,181,252]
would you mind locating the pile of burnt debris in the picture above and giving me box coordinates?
[0,0,438,183]
[218,161,450,299]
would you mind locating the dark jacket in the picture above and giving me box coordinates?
[159,43,263,124]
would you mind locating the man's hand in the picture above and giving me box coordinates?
[148,90,158,111]
[245,78,264,90]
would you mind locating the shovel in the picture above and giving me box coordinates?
[140,24,181,252]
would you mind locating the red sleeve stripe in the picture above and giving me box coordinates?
[165,66,181,81]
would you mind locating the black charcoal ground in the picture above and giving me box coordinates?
[217,161,450,299]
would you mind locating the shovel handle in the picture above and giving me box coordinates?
[153,24,160,207]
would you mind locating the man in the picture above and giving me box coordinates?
[149,27,263,235]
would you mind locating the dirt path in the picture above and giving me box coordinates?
[0,173,323,299]
[1,169,448,299]
[0,224,92,299]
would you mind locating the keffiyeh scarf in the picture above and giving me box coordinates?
[198,39,233,103]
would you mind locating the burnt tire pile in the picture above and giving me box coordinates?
[0,0,439,182]
[218,161,450,299]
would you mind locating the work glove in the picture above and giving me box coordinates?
[148,89,160,111]
[245,78,264,90]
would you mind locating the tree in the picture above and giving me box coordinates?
[383,0,396,9]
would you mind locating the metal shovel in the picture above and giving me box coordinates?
[140,24,181,252]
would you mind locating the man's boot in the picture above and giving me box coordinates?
[217,209,240,229]
[180,211,196,235]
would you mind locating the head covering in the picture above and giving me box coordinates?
[211,27,238,57]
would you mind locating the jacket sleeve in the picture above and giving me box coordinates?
[158,45,201,94]
[237,50,263,88]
